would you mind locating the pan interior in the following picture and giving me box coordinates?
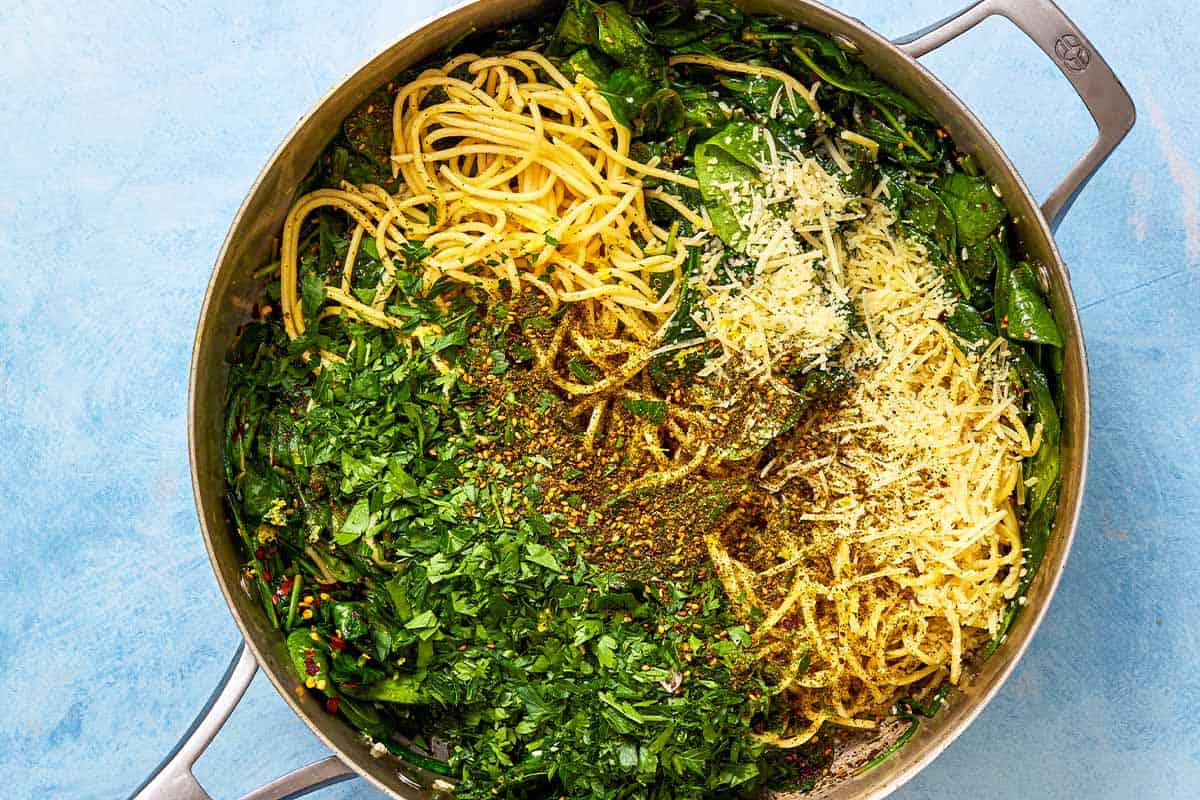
[189,2,1086,798]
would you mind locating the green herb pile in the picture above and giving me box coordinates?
[224,1,1064,796]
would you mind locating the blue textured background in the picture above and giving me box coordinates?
[1,1,1196,798]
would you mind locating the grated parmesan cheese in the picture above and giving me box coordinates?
[756,203,1026,712]
[701,174,1029,723]
[692,154,862,380]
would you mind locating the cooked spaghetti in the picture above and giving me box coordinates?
[225,5,1063,796]
[280,50,697,344]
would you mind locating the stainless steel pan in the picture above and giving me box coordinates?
[135,1,1134,797]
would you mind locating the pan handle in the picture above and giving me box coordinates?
[895,0,1135,231]
[130,642,356,800]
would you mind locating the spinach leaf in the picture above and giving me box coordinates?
[695,145,757,245]
[980,348,1062,655]
[553,0,665,80]
[694,120,772,248]
[878,163,910,217]
[1014,349,1061,482]
[337,697,392,739]
[650,24,709,48]
[561,47,612,84]
[286,629,332,690]
[699,119,773,171]
[944,301,996,349]
[1003,263,1063,347]
[962,238,997,282]
[648,247,710,389]
[855,104,944,167]
[315,89,399,189]
[639,87,686,133]
[937,173,1006,246]
[598,66,657,128]
[1019,473,1060,591]
[993,237,1014,325]
[362,676,427,704]
[902,182,977,298]
[902,183,957,263]
[300,272,325,320]
[789,32,933,122]
[599,68,685,134]
[331,601,370,640]
[240,468,287,521]
[678,86,731,131]
[333,497,372,545]
[717,73,814,130]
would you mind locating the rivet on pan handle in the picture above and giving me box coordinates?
[895,0,1136,231]
[129,643,355,800]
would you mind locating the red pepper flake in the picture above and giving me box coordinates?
[325,697,339,714]
[278,576,295,596]
[255,548,266,560]
[329,635,346,651]
[271,594,280,606]
[262,569,272,582]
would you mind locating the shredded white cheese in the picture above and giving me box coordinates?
[761,203,1027,702]
[693,154,862,380]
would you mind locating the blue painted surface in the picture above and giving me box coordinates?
[0,1,1196,797]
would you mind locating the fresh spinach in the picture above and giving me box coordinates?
[937,173,1006,246]
[789,32,932,122]
[943,301,997,349]
[1003,263,1064,347]
[553,0,666,80]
